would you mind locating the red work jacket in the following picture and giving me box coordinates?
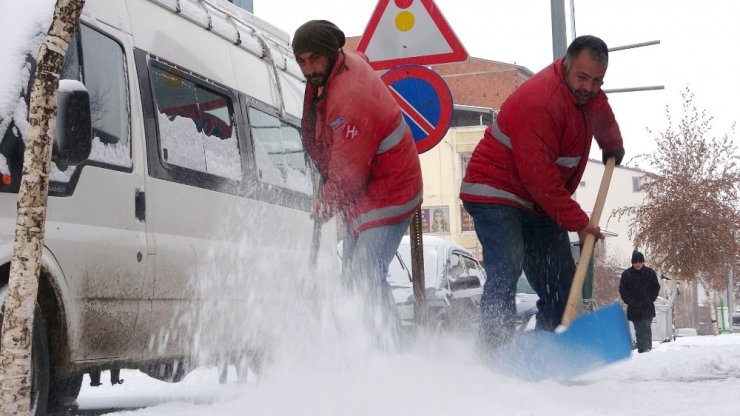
[460,58,623,231]
[301,50,422,234]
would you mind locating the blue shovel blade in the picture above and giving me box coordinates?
[491,302,632,381]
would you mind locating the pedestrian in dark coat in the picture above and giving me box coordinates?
[619,250,660,352]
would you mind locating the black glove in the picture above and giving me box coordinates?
[602,147,625,165]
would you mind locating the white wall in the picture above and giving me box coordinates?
[574,160,650,266]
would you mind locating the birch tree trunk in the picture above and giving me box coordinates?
[0,0,85,414]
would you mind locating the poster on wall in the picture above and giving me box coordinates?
[460,205,475,233]
[425,206,450,234]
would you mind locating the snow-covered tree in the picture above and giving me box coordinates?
[0,1,85,414]
[615,87,740,295]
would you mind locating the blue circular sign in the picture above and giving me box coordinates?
[381,65,453,153]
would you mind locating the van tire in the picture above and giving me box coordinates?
[0,293,51,416]
[47,373,83,412]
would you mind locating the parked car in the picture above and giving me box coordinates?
[386,236,485,334]
[515,274,538,331]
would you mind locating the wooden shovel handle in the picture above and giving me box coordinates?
[561,157,616,326]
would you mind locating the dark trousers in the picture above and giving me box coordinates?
[633,318,653,351]
[463,202,575,350]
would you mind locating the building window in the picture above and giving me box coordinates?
[461,153,472,176]
[632,176,644,192]
[228,0,253,12]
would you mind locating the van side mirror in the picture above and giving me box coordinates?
[53,80,92,170]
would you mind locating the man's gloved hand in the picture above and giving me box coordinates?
[602,147,625,165]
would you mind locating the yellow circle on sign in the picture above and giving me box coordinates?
[395,11,415,32]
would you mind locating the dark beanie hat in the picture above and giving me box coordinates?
[292,20,345,61]
[631,250,645,263]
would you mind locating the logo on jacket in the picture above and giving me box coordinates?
[345,124,360,140]
[330,117,345,132]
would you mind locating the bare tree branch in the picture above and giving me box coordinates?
[614,87,740,290]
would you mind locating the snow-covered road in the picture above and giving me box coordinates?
[76,333,740,416]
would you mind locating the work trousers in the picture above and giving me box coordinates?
[463,202,575,350]
[633,318,653,352]
[341,214,413,352]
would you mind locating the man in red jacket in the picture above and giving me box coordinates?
[460,35,625,351]
[292,20,423,350]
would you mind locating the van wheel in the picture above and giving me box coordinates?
[0,287,50,416]
[48,373,83,412]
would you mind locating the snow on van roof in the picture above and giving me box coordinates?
[201,0,291,44]
[0,0,298,123]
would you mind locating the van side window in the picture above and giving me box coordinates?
[149,66,242,181]
[80,26,131,167]
[53,24,132,184]
[247,107,312,194]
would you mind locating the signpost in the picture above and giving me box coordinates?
[359,0,467,328]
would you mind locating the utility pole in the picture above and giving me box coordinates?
[550,0,664,93]
[550,0,568,60]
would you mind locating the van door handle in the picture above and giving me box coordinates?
[135,190,145,222]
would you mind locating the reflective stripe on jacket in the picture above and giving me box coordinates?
[301,50,423,234]
[459,58,623,231]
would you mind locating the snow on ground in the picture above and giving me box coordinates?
[77,332,740,416]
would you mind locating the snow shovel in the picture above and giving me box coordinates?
[492,157,632,381]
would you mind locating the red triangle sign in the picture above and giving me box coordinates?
[357,0,469,70]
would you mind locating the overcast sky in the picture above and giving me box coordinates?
[255,0,740,170]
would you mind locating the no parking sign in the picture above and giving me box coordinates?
[381,65,452,154]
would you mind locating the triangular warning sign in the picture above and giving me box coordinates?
[356,0,468,70]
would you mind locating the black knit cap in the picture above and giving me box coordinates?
[292,20,346,61]
[631,250,645,263]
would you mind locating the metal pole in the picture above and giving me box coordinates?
[729,230,736,322]
[609,40,660,52]
[409,208,428,328]
[550,0,568,60]
[720,296,728,333]
[730,265,735,320]
[604,86,665,94]
[569,0,576,38]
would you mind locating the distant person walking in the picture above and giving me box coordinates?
[292,20,422,350]
[619,250,660,353]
